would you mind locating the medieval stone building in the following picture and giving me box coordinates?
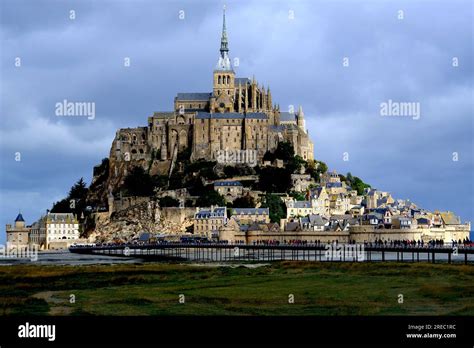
[109,8,314,182]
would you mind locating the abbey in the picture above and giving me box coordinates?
[110,8,314,176]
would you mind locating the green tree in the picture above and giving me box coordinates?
[352,176,371,195]
[274,141,295,161]
[290,191,306,201]
[122,166,154,196]
[262,150,276,162]
[196,189,226,207]
[51,198,72,213]
[68,178,88,199]
[232,194,256,208]
[287,154,306,174]
[261,193,286,223]
[306,159,328,181]
[258,167,292,193]
[52,178,89,217]
[223,165,254,178]
[346,172,354,186]
[151,175,168,190]
[159,196,180,207]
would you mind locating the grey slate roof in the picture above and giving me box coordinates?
[233,208,269,215]
[214,181,243,187]
[139,233,151,241]
[195,207,226,219]
[184,108,206,112]
[285,222,300,232]
[366,213,383,220]
[293,201,311,209]
[417,217,430,224]
[239,224,250,232]
[330,214,353,221]
[15,213,25,222]
[235,77,250,86]
[280,112,296,122]
[245,112,268,119]
[176,93,212,101]
[152,112,174,118]
[268,125,285,132]
[47,213,76,222]
[326,182,342,188]
[308,214,327,226]
[300,216,310,224]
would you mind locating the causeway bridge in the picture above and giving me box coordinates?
[69,242,474,264]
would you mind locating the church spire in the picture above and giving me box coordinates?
[215,5,232,71]
[220,5,229,59]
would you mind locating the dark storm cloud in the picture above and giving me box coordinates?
[0,0,472,241]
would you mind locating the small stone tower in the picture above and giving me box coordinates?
[5,212,30,248]
[297,105,306,132]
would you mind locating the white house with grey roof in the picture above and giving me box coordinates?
[44,213,80,249]
[213,181,243,201]
[231,208,270,224]
[194,206,227,239]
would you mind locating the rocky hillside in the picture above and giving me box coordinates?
[90,200,194,243]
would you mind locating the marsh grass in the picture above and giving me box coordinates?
[0,262,472,316]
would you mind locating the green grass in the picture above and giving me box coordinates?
[0,262,472,316]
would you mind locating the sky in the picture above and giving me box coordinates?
[0,0,473,243]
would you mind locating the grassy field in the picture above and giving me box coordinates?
[0,262,473,316]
